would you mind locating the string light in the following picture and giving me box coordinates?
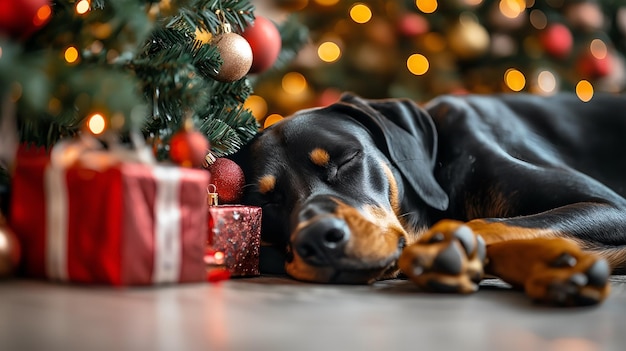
[76,0,90,15]
[64,46,79,64]
[318,41,341,62]
[87,113,106,135]
[264,114,284,129]
[576,80,594,102]
[349,4,372,24]
[282,72,307,94]
[504,68,526,91]
[529,9,547,29]
[416,0,438,14]
[407,54,429,75]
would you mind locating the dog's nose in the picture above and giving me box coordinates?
[293,217,350,266]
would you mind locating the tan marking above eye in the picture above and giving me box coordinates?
[309,148,330,166]
[258,175,276,194]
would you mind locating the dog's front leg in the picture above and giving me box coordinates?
[486,238,610,306]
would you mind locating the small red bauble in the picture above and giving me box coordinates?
[206,157,245,203]
[540,24,573,59]
[242,16,282,74]
[169,129,210,168]
[0,0,52,40]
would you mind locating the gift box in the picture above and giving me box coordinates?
[208,205,261,277]
[9,141,210,286]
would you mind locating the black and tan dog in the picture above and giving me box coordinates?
[231,92,626,306]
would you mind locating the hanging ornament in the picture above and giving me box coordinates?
[242,16,282,74]
[204,157,245,203]
[211,10,253,82]
[540,24,573,59]
[447,17,490,60]
[169,116,210,168]
[0,215,21,279]
[0,0,52,40]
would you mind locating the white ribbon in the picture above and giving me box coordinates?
[152,166,183,284]
[44,164,69,281]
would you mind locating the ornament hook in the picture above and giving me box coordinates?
[207,184,219,206]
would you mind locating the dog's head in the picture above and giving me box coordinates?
[232,93,449,283]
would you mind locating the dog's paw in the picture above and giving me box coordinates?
[525,251,611,306]
[398,220,487,294]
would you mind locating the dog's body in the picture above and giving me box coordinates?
[233,93,626,306]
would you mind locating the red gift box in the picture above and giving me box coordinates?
[208,205,261,277]
[9,144,210,286]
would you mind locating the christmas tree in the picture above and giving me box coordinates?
[253,0,626,124]
[0,0,306,161]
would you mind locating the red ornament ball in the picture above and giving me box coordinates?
[540,24,573,59]
[242,16,282,74]
[206,158,245,203]
[0,0,52,40]
[169,129,210,168]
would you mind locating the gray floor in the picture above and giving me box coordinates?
[1,276,626,351]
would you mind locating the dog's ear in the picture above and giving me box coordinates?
[335,93,449,211]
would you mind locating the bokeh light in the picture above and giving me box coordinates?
[576,80,594,102]
[264,114,284,128]
[87,113,106,135]
[499,0,525,19]
[590,39,607,59]
[34,4,52,25]
[282,72,307,94]
[64,46,79,63]
[315,0,339,5]
[537,70,557,94]
[318,41,341,62]
[416,0,438,14]
[505,68,526,91]
[350,4,372,24]
[76,0,90,15]
[244,95,268,121]
[407,54,429,75]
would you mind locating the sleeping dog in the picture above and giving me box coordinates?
[231,92,626,306]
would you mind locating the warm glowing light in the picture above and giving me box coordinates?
[504,68,526,91]
[576,80,594,102]
[195,27,213,44]
[88,113,106,135]
[590,39,608,59]
[64,46,79,63]
[407,54,429,75]
[464,0,483,5]
[416,0,438,14]
[244,95,268,121]
[76,0,90,15]
[350,4,372,24]
[315,0,339,5]
[318,41,341,62]
[537,70,557,94]
[499,0,525,19]
[34,5,52,25]
[264,114,284,129]
[214,251,225,264]
[282,72,307,94]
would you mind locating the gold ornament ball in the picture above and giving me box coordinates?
[447,20,490,60]
[0,221,21,279]
[213,32,253,82]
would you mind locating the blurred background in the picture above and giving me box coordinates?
[249,0,626,128]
